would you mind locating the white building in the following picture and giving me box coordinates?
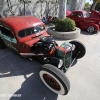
[0,0,86,18]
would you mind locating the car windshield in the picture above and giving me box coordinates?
[18,25,45,38]
[83,11,90,18]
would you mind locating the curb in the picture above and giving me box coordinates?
[47,27,80,40]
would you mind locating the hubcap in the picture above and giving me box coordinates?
[43,74,61,91]
[87,26,95,33]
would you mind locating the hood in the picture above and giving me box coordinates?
[90,10,100,19]
[23,32,49,47]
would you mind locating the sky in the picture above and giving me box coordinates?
[86,0,93,4]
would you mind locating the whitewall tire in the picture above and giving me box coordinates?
[39,64,70,95]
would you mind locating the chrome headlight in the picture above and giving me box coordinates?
[58,59,63,68]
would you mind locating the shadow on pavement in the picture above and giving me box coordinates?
[0,48,40,78]
[81,31,98,35]
[0,48,58,100]
[10,73,58,100]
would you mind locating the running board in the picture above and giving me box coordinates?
[20,53,45,57]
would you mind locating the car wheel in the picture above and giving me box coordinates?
[0,38,5,49]
[39,64,70,95]
[69,40,86,59]
[87,26,96,33]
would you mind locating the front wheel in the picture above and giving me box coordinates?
[39,64,70,95]
[69,40,86,59]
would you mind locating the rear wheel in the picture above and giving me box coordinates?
[39,64,70,95]
[69,40,86,59]
[87,26,96,33]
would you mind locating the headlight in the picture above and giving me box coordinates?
[58,59,63,68]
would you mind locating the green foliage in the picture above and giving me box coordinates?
[85,2,91,7]
[53,18,76,32]
[95,2,100,11]
[84,2,91,11]
[67,0,70,5]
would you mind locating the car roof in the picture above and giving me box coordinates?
[72,10,87,13]
[0,16,44,34]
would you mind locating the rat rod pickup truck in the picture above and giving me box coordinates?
[0,16,86,95]
[67,10,100,33]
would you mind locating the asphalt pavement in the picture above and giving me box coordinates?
[0,31,100,100]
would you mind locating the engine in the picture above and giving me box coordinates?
[31,36,58,55]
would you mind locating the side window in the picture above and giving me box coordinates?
[18,28,31,38]
[76,13,82,17]
[0,26,14,38]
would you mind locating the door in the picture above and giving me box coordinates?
[0,25,18,52]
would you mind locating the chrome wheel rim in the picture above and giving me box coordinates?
[87,26,95,33]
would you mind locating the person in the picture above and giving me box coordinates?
[42,17,47,24]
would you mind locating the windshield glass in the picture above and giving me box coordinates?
[83,11,90,18]
[18,25,45,38]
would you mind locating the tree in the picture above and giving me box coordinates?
[59,0,67,18]
[95,2,100,11]
[90,0,100,10]
[85,2,91,8]
[84,2,91,11]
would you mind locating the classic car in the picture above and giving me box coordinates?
[0,16,86,95]
[68,10,100,33]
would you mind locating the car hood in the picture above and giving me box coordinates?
[90,10,100,19]
[23,32,49,47]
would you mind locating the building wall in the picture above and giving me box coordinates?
[0,0,59,18]
[0,0,86,18]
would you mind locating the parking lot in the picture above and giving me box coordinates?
[0,31,100,100]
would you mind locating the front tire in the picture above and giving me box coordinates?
[39,64,70,95]
[70,40,86,59]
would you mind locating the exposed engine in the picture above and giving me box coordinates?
[31,36,58,55]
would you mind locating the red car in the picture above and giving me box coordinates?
[0,16,86,95]
[68,10,100,33]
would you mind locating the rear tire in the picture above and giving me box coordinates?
[39,64,70,95]
[69,40,86,59]
[87,26,96,33]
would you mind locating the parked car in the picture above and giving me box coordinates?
[0,16,86,95]
[68,10,100,33]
